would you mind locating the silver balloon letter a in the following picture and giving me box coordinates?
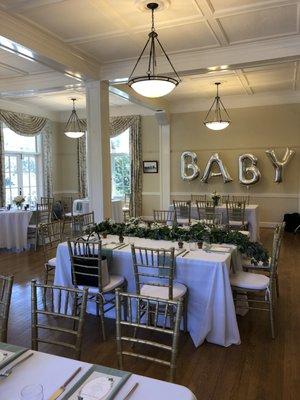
[181,151,200,181]
[201,153,233,183]
[265,148,295,183]
[238,153,261,185]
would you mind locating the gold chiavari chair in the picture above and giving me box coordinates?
[0,275,13,342]
[225,201,248,230]
[115,290,183,382]
[197,211,223,227]
[72,211,95,237]
[31,280,88,359]
[40,196,54,208]
[28,203,52,250]
[195,200,215,219]
[153,210,176,225]
[173,200,191,226]
[191,194,206,203]
[67,238,127,341]
[230,226,280,339]
[39,220,63,286]
[243,222,284,297]
[131,245,187,331]
[232,195,250,205]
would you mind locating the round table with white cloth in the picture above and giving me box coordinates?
[0,209,33,251]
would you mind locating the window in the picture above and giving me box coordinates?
[110,129,130,199]
[3,125,41,206]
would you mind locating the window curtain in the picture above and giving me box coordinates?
[80,115,142,216]
[0,124,4,207]
[0,109,53,199]
[109,115,142,217]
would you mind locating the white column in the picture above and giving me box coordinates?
[86,80,111,222]
[159,123,171,209]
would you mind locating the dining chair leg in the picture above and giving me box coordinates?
[97,294,106,341]
[183,294,188,333]
[269,290,275,339]
[276,274,280,298]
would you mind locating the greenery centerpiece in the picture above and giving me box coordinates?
[86,219,269,264]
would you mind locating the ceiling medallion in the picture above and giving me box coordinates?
[203,82,231,131]
[128,2,180,98]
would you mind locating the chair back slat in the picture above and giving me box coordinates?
[0,275,13,342]
[31,280,87,359]
[191,194,206,202]
[153,210,175,225]
[225,201,246,225]
[131,245,175,300]
[39,220,63,263]
[232,195,250,205]
[72,211,95,236]
[68,238,108,292]
[172,200,191,224]
[115,290,182,382]
[195,200,215,217]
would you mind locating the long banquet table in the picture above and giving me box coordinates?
[169,203,260,242]
[55,235,241,348]
[0,344,197,399]
[0,209,33,252]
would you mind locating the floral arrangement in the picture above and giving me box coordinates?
[13,194,25,208]
[86,218,269,263]
[211,191,221,206]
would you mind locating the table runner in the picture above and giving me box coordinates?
[0,342,27,370]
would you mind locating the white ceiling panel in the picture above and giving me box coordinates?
[219,4,298,43]
[104,0,203,27]
[209,0,277,12]
[20,0,121,40]
[244,63,294,86]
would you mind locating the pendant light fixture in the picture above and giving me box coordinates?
[64,98,85,139]
[203,82,231,131]
[128,2,180,98]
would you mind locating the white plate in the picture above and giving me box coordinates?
[79,377,113,400]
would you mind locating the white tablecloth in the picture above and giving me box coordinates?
[0,209,32,251]
[0,349,196,400]
[55,236,241,348]
[170,204,260,242]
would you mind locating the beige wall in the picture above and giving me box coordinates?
[52,122,79,195]
[141,116,160,214]
[170,104,300,223]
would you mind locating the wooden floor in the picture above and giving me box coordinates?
[0,228,299,399]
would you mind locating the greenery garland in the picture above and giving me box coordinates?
[87,218,269,264]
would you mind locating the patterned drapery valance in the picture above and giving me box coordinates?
[0,109,48,136]
[81,115,140,138]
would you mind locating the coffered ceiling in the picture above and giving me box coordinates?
[0,0,299,112]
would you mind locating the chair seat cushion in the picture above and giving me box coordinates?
[47,257,56,267]
[238,230,250,237]
[140,282,187,300]
[78,274,125,293]
[28,224,36,230]
[230,271,269,290]
[229,220,245,226]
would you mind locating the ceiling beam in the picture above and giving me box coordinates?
[101,35,300,81]
[0,9,101,81]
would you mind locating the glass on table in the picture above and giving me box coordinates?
[20,384,44,400]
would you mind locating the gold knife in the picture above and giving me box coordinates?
[48,367,81,400]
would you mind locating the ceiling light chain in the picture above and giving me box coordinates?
[128,2,180,98]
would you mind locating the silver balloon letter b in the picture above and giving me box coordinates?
[238,153,261,185]
[181,151,200,181]
[265,148,295,183]
[201,153,233,183]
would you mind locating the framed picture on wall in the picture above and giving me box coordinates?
[143,160,158,173]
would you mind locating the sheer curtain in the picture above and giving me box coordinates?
[80,115,142,216]
[0,124,4,206]
[0,109,54,201]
